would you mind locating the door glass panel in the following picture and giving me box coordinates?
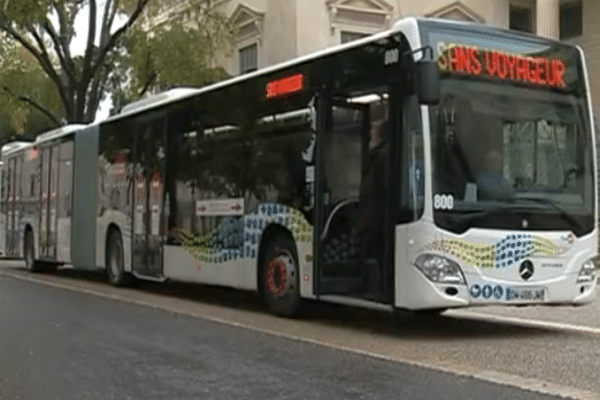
[59,142,73,218]
[132,121,165,276]
[317,90,391,300]
[48,145,59,258]
[320,105,364,268]
[1,166,5,254]
[6,158,15,255]
[57,141,73,261]
[40,148,50,257]
[13,157,22,256]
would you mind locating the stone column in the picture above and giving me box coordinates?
[536,0,560,39]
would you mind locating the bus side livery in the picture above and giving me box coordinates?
[1,17,596,316]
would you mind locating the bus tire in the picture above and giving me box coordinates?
[106,229,130,286]
[41,262,58,273]
[24,231,42,273]
[260,234,301,317]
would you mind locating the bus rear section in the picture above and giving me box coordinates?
[0,141,32,259]
[0,126,83,271]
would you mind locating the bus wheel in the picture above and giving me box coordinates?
[24,231,42,273]
[106,230,130,286]
[260,235,301,317]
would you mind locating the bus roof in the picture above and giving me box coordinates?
[34,124,87,145]
[100,16,572,124]
[120,88,200,115]
[1,141,33,157]
[102,17,422,123]
[1,124,87,157]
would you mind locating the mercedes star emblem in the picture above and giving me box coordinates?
[519,260,534,281]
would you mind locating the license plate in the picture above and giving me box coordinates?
[506,287,546,302]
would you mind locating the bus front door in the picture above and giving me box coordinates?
[131,123,164,278]
[315,92,393,303]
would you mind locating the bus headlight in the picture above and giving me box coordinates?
[576,258,598,283]
[415,254,466,285]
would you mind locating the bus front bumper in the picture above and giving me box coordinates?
[397,264,597,310]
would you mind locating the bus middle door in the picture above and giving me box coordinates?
[39,145,59,261]
[132,122,164,278]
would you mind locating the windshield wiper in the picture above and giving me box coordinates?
[512,196,583,232]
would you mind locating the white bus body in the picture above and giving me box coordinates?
[1,17,596,315]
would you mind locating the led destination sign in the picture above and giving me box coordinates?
[266,73,305,99]
[437,43,567,89]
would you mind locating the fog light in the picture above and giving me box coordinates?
[445,287,458,296]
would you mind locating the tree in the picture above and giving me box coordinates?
[0,0,236,125]
[127,2,235,98]
[0,36,65,132]
[0,109,19,147]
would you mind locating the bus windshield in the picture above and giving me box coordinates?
[429,79,594,234]
[420,21,595,235]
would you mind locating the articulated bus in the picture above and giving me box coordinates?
[1,17,597,315]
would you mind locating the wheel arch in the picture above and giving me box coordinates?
[103,222,132,273]
[105,223,131,286]
[105,223,121,254]
[23,223,36,259]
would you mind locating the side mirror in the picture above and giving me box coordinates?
[416,60,440,105]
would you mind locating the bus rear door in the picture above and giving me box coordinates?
[5,155,22,257]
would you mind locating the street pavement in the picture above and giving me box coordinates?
[0,260,598,399]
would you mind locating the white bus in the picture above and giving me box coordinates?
[1,17,597,316]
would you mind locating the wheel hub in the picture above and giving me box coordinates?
[266,252,295,298]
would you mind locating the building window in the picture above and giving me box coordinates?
[509,5,533,33]
[239,43,258,74]
[560,1,583,40]
[341,31,369,44]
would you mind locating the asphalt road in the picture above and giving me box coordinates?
[0,261,597,399]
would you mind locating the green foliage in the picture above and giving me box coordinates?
[0,37,64,137]
[0,0,237,125]
[0,109,19,147]
[22,110,57,137]
[126,6,236,97]
[1,0,51,25]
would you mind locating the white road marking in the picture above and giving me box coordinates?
[1,269,598,400]
[446,309,600,336]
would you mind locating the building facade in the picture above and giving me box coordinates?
[154,0,598,116]
[200,0,596,116]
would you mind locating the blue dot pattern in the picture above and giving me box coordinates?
[178,203,312,263]
[422,234,567,269]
